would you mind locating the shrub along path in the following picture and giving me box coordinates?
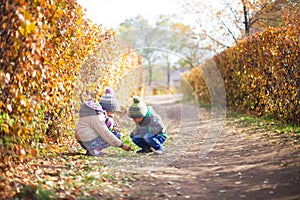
[112,95,300,200]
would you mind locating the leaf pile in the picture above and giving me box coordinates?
[0,133,139,199]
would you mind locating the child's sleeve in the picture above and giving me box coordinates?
[105,117,114,131]
[92,115,122,147]
[150,115,165,134]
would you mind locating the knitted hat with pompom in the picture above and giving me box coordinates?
[128,96,148,118]
[99,88,120,112]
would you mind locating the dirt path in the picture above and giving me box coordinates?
[114,95,300,200]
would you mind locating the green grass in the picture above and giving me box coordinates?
[226,111,300,147]
[227,111,300,133]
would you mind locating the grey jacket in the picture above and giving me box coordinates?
[134,106,166,137]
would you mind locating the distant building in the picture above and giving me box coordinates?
[170,68,190,92]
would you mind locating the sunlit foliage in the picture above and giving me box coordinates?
[0,0,142,166]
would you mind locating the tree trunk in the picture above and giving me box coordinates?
[148,60,152,86]
[242,0,250,36]
[167,61,170,89]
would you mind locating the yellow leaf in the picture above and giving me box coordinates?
[3,156,9,164]
[53,144,61,152]
[46,144,61,153]
[30,148,37,158]
[3,124,9,134]
[19,27,25,36]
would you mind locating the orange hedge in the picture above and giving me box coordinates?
[183,20,299,124]
[0,0,142,165]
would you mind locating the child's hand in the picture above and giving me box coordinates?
[121,144,131,151]
[130,132,134,138]
[113,126,121,132]
[132,129,137,134]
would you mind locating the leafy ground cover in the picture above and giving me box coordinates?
[0,95,299,199]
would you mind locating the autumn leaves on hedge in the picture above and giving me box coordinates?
[182,18,299,124]
[0,0,142,163]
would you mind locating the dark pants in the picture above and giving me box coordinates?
[132,133,166,151]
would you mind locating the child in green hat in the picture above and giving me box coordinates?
[128,96,167,155]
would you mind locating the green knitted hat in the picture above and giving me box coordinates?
[128,96,148,118]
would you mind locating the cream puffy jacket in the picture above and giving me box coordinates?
[75,100,122,148]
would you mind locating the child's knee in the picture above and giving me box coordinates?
[112,131,121,139]
[132,135,141,143]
